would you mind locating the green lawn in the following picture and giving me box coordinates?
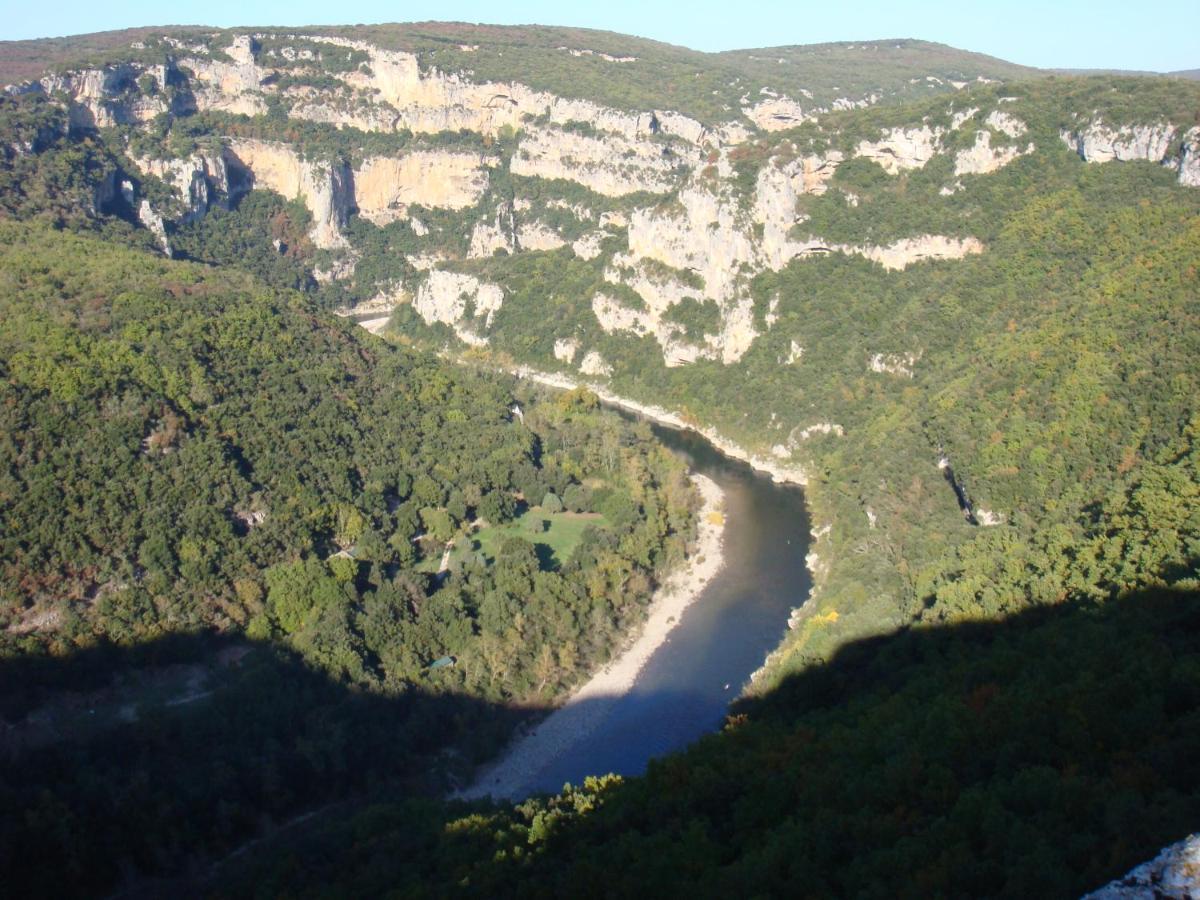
[453,507,607,572]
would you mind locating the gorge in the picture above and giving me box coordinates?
[0,20,1198,898]
[460,408,812,800]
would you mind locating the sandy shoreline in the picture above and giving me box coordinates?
[506,366,826,694]
[455,472,726,801]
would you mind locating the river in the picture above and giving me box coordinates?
[513,408,813,796]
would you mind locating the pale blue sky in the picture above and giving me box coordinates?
[4,0,1198,72]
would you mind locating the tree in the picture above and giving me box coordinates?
[419,507,455,543]
[564,483,592,513]
[479,490,515,524]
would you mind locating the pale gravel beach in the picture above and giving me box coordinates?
[505,365,826,688]
[456,472,726,801]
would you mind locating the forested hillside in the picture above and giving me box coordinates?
[221,586,1200,898]
[1,21,1198,897]
[0,223,697,895]
[0,25,1037,123]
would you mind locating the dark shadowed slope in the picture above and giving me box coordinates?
[220,587,1200,899]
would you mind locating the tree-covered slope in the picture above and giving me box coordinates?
[222,585,1200,898]
[1,22,1199,896]
[0,221,700,895]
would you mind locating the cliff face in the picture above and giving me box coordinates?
[510,125,697,196]
[1060,121,1198,184]
[35,61,186,130]
[13,30,1198,376]
[412,270,504,346]
[226,139,352,248]
[354,152,491,225]
[855,125,942,173]
[131,150,230,222]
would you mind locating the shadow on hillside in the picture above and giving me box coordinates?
[207,586,1200,899]
[0,631,549,898]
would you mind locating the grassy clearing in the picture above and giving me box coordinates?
[454,507,607,572]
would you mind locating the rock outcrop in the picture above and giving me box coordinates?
[469,209,516,258]
[335,281,406,319]
[353,152,490,225]
[579,350,612,377]
[954,129,1033,176]
[517,222,567,252]
[1059,120,1200,186]
[855,125,942,174]
[300,35,706,145]
[186,35,270,116]
[627,187,755,304]
[1181,127,1200,187]
[571,230,607,260]
[984,109,1026,138]
[1083,834,1200,899]
[511,125,694,196]
[743,96,811,131]
[1061,121,1175,164]
[553,337,580,364]
[868,350,921,377]
[596,267,711,367]
[131,151,231,223]
[844,235,984,270]
[226,139,352,248]
[412,270,504,346]
[35,61,183,130]
[136,199,172,257]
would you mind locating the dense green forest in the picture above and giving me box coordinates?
[1,21,1199,897]
[0,223,697,895]
[220,585,1200,898]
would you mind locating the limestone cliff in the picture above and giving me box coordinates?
[226,139,352,248]
[1180,127,1200,188]
[17,29,1198,377]
[131,150,230,223]
[32,60,185,131]
[354,152,490,225]
[954,129,1033,175]
[1059,120,1198,185]
[855,125,942,174]
[511,125,696,196]
[294,34,707,145]
[183,35,269,116]
[839,235,984,270]
[1061,121,1176,164]
[412,270,504,346]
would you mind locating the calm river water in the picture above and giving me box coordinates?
[524,411,813,794]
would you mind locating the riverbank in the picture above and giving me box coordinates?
[505,365,827,692]
[456,472,726,801]
[511,367,810,487]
